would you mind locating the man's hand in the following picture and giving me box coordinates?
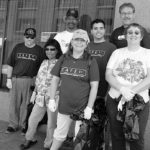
[84,106,93,120]
[6,79,12,89]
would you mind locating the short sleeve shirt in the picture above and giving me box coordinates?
[7,43,45,77]
[54,31,74,54]
[88,41,116,97]
[107,47,150,102]
[51,55,99,115]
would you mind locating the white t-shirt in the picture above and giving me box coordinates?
[54,30,74,54]
[107,47,150,102]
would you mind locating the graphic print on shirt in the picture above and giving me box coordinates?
[88,49,105,57]
[115,58,145,83]
[60,66,87,77]
[61,40,70,49]
[17,53,37,61]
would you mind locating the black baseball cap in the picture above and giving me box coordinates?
[24,28,36,38]
[66,8,79,19]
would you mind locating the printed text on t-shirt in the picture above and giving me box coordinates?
[17,53,37,61]
[60,67,87,77]
[88,50,105,57]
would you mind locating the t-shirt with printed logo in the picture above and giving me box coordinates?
[88,41,116,97]
[51,55,100,115]
[107,47,150,103]
[7,43,45,77]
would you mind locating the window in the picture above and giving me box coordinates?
[53,0,116,39]
[15,0,38,33]
[96,0,116,38]
[0,0,7,34]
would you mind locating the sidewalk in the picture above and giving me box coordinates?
[0,90,73,150]
[0,90,150,150]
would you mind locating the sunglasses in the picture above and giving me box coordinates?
[25,36,35,39]
[127,31,140,35]
[45,48,56,51]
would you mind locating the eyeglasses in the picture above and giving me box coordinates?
[45,48,56,51]
[25,36,35,39]
[121,12,133,16]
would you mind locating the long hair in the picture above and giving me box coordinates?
[44,38,62,59]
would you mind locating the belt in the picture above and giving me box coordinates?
[12,76,32,79]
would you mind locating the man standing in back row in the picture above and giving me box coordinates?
[6,28,45,135]
[54,8,79,54]
[110,2,150,49]
[87,19,116,149]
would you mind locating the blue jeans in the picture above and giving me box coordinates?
[106,94,149,150]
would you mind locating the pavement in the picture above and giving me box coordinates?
[0,90,150,150]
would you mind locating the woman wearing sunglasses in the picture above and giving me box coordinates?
[20,39,62,150]
[106,23,150,150]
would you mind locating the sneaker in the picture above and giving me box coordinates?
[21,128,27,136]
[5,126,17,134]
[20,140,37,150]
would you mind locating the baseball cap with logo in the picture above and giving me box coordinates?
[72,29,90,42]
[66,8,79,19]
[24,28,36,38]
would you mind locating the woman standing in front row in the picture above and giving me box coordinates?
[106,23,150,150]
[20,39,62,150]
[47,29,99,150]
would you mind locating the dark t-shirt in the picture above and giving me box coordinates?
[7,43,45,77]
[51,55,100,115]
[88,41,116,97]
[110,26,150,49]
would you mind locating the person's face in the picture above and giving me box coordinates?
[71,38,87,53]
[120,7,135,26]
[126,26,142,45]
[65,16,78,30]
[24,36,35,47]
[91,23,105,40]
[45,45,58,60]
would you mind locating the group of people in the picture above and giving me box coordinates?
[5,2,150,150]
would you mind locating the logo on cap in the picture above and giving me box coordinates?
[24,28,36,38]
[72,29,90,42]
[66,8,78,18]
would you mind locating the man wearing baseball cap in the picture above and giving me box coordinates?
[54,8,79,54]
[5,27,46,135]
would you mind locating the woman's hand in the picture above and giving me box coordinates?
[30,91,36,104]
[48,99,57,112]
[117,97,126,111]
[120,87,135,100]
[84,106,93,120]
